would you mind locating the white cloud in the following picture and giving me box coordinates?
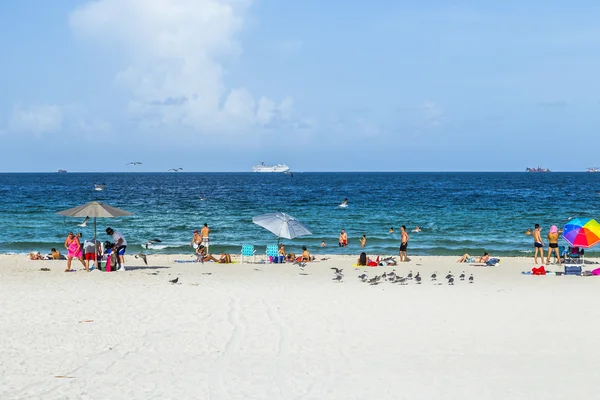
[69,0,295,133]
[9,104,63,135]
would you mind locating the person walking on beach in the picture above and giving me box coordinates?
[64,231,86,272]
[525,224,544,264]
[546,225,563,265]
[106,227,127,271]
[339,230,348,247]
[399,225,409,262]
[360,235,367,247]
[201,223,210,252]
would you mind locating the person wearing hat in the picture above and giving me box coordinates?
[106,227,127,271]
[546,225,563,266]
[190,230,202,249]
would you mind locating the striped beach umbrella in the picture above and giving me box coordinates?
[562,218,600,248]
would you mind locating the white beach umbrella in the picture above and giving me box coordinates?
[252,212,312,242]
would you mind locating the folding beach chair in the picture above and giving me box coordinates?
[240,245,256,263]
[265,245,279,263]
[566,247,584,265]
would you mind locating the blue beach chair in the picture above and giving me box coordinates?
[265,245,279,263]
[240,245,256,264]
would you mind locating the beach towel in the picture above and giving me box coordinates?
[486,258,500,266]
[591,268,600,276]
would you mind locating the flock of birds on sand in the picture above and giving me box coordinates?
[330,267,474,285]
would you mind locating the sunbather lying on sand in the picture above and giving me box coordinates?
[218,254,232,264]
[457,252,489,263]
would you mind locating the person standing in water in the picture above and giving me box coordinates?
[201,223,210,252]
[525,224,544,264]
[360,235,367,247]
[399,225,409,262]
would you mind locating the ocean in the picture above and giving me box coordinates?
[1,172,599,257]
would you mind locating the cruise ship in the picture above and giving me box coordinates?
[57,169,67,173]
[252,162,290,173]
[587,167,600,173]
[526,167,550,172]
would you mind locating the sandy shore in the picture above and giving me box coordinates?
[1,253,600,399]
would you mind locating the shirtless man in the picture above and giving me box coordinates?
[190,230,202,249]
[546,225,562,266]
[399,225,409,262]
[360,235,367,247]
[200,223,210,252]
[525,224,544,264]
[339,230,348,247]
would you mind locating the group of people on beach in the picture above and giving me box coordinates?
[60,227,127,272]
[525,224,572,266]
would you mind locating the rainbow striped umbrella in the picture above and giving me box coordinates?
[562,218,600,248]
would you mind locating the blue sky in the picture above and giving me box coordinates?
[1,0,600,172]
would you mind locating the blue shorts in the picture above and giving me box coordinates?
[116,245,127,256]
[534,242,543,248]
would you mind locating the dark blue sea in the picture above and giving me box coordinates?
[1,172,599,256]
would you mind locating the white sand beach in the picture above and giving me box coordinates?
[2,253,600,399]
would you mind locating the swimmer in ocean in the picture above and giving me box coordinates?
[340,198,348,207]
[389,227,394,234]
[412,225,421,233]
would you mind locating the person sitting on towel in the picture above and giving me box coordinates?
[196,245,218,262]
[218,254,232,264]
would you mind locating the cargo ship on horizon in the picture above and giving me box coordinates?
[526,167,551,172]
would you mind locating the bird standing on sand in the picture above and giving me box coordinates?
[407,270,413,280]
[331,268,344,282]
[368,276,380,285]
[415,272,422,284]
[397,276,407,285]
[469,274,474,283]
[135,252,148,265]
[459,271,466,281]
[448,277,455,285]
[169,277,179,284]
[358,272,368,282]
[431,271,437,281]
[387,270,396,281]
[445,271,453,280]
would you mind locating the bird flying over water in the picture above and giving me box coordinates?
[144,239,162,249]
[168,168,183,172]
[78,216,89,227]
[283,171,294,178]
[127,161,142,166]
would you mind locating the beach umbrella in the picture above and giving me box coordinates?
[252,212,312,243]
[57,201,133,244]
[562,218,600,248]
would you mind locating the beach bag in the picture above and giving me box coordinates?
[532,266,546,275]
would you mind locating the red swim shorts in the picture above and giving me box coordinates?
[85,253,97,261]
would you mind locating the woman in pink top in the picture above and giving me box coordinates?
[64,232,87,272]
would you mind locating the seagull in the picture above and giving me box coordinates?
[283,171,294,178]
[339,198,349,208]
[368,275,380,285]
[199,194,207,200]
[431,271,437,281]
[387,270,396,281]
[331,268,343,275]
[415,272,422,284]
[169,277,179,284]
[296,262,307,270]
[94,183,105,191]
[144,239,162,249]
[358,272,368,282]
[459,271,466,281]
[445,271,453,280]
[407,270,413,280]
[469,274,474,283]
[448,277,455,285]
[127,161,142,166]
[381,272,387,280]
[397,276,407,285]
[135,252,148,265]
[78,216,89,227]
[168,168,183,172]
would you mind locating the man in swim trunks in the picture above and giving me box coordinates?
[201,223,210,252]
[525,224,544,264]
[339,230,348,247]
[546,225,562,266]
[399,225,409,262]
[106,227,127,271]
